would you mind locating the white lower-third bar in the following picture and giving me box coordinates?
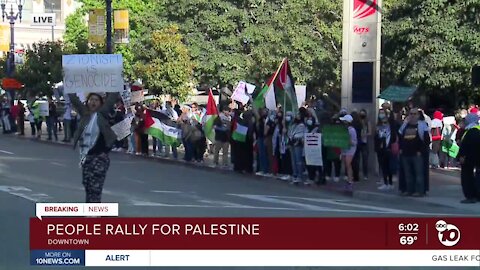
[85,250,480,267]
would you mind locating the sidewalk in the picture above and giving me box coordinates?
[10,122,479,214]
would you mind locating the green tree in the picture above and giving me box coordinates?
[134,25,195,101]
[16,41,64,97]
[382,0,480,106]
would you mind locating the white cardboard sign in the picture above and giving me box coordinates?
[231,81,249,105]
[62,54,124,94]
[111,115,134,140]
[38,101,49,117]
[121,85,132,107]
[304,133,323,166]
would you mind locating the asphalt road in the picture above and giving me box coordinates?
[0,135,477,270]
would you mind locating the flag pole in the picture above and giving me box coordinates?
[266,58,287,108]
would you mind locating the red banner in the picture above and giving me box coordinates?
[30,218,480,250]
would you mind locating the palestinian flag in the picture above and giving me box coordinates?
[253,73,276,110]
[256,58,298,112]
[204,89,218,142]
[231,120,248,142]
[144,109,182,147]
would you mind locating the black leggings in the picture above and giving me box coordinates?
[377,150,392,185]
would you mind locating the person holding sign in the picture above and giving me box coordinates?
[69,92,120,203]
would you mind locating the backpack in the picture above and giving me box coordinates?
[431,127,442,141]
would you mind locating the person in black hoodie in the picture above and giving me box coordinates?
[458,113,480,204]
[374,109,398,191]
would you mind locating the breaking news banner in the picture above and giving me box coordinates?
[29,203,480,267]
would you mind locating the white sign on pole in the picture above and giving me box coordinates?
[111,116,134,140]
[443,116,455,126]
[295,85,307,108]
[131,90,144,104]
[304,133,323,166]
[231,81,249,105]
[246,82,256,95]
[62,54,124,94]
[31,13,56,26]
[121,84,132,107]
[38,101,49,117]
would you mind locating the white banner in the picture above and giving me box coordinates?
[246,82,256,95]
[31,13,56,26]
[295,85,307,108]
[83,250,480,267]
[111,115,134,140]
[443,116,455,126]
[131,90,144,104]
[62,54,124,94]
[38,101,49,117]
[231,81,249,105]
[304,133,323,166]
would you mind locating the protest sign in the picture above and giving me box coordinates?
[231,81,249,105]
[443,116,455,126]
[111,115,134,140]
[295,85,306,108]
[322,125,350,149]
[131,90,144,104]
[305,133,323,166]
[38,101,49,117]
[62,54,123,94]
[121,84,132,107]
[246,82,256,95]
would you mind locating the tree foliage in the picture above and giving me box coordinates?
[15,41,63,97]
[134,25,195,101]
[382,0,480,105]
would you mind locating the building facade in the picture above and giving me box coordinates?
[1,0,80,52]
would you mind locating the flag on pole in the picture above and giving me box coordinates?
[204,89,218,142]
[144,109,182,147]
[254,58,298,112]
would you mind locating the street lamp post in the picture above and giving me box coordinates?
[51,2,54,41]
[106,0,112,54]
[1,0,23,104]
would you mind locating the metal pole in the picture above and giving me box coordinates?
[51,3,54,41]
[106,0,112,54]
[7,7,14,105]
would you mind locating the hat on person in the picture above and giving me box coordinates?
[465,113,479,127]
[339,108,348,116]
[339,114,353,123]
[433,110,444,120]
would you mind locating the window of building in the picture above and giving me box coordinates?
[44,0,61,23]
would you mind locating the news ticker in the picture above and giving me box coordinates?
[30,203,480,267]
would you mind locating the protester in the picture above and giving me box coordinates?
[255,108,270,175]
[133,103,149,156]
[323,115,342,182]
[287,108,307,184]
[305,113,324,185]
[163,101,179,158]
[69,92,119,203]
[340,114,357,190]
[62,102,73,142]
[430,110,443,168]
[357,109,371,180]
[16,101,25,136]
[273,110,292,181]
[374,109,398,190]
[458,113,480,203]
[46,98,58,141]
[190,102,207,162]
[399,108,430,196]
[213,105,231,167]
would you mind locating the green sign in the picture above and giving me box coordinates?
[322,125,350,149]
[378,85,417,102]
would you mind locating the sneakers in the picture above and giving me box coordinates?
[344,182,353,191]
[378,184,389,190]
[304,180,315,186]
[363,176,368,181]
[325,176,331,182]
[333,177,340,183]
[255,172,266,176]
[279,175,291,181]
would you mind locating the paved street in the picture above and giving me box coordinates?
[0,134,478,270]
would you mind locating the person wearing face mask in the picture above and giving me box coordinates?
[305,115,324,185]
[255,108,270,176]
[264,112,277,175]
[357,109,371,180]
[287,108,307,184]
[374,109,397,190]
[398,108,431,196]
[69,92,120,203]
[163,101,179,158]
[273,111,292,180]
[339,114,357,191]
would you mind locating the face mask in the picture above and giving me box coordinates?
[378,114,386,119]
[306,119,313,126]
[360,114,366,119]
[269,115,276,121]
[285,116,292,122]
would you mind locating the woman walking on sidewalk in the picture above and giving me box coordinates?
[69,92,119,203]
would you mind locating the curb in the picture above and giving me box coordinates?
[5,134,464,211]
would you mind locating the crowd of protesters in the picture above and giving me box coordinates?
[2,93,480,203]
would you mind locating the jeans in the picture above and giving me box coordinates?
[128,134,135,153]
[30,121,36,136]
[460,163,480,200]
[402,155,425,194]
[290,145,305,180]
[46,116,58,140]
[257,138,269,173]
[183,139,194,162]
[214,141,229,166]
[152,138,163,154]
[165,145,178,159]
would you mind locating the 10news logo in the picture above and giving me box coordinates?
[435,220,461,247]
